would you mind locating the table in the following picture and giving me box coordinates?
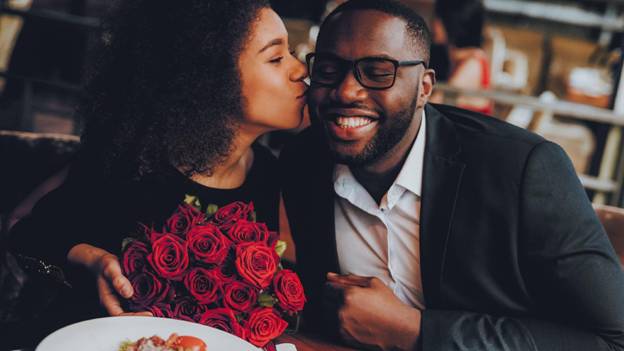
[277,333,358,351]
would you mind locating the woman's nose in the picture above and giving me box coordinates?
[291,56,308,82]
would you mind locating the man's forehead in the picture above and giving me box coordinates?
[317,9,411,59]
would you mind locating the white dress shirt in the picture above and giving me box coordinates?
[333,111,426,309]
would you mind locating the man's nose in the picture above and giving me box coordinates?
[331,70,367,104]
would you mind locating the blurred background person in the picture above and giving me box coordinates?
[429,0,493,115]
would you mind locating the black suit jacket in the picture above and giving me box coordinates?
[279,104,624,351]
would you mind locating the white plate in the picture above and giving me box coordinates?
[35,316,260,351]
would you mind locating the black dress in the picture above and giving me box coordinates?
[5,143,280,346]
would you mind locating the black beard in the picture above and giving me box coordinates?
[328,97,418,166]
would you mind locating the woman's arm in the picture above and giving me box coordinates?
[7,165,70,231]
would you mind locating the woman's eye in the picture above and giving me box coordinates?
[269,57,284,64]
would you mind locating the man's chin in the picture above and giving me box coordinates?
[328,144,370,166]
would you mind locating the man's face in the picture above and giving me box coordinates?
[308,10,433,166]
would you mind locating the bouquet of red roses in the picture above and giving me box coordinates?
[120,197,305,349]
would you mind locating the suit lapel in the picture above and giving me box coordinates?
[302,125,340,274]
[319,156,339,274]
[420,104,465,306]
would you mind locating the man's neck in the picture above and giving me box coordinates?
[351,110,423,204]
[351,165,402,205]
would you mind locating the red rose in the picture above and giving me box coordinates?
[137,223,168,244]
[137,223,155,241]
[246,307,288,347]
[148,229,168,244]
[166,204,206,238]
[183,268,222,304]
[273,269,306,313]
[187,224,231,265]
[149,303,174,318]
[172,296,207,322]
[211,201,253,231]
[199,308,247,339]
[122,240,149,276]
[148,234,189,280]
[227,220,270,244]
[129,271,171,308]
[223,280,258,312]
[216,267,239,287]
[235,243,279,289]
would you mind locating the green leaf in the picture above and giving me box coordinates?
[184,194,201,210]
[206,204,219,217]
[258,293,277,307]
[250,210,257,222]
[275,240,287,258]
[121,237,136,251]
[118,340,133,351]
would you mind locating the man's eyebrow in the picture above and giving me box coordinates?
[258,38,284,54]
[314,51,398,61]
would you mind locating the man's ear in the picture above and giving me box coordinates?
[417,68,436,109]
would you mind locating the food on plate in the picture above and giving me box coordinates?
[119,333,207,351]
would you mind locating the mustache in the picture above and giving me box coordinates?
[318,103,380,118]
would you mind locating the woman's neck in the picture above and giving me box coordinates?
[187,131,257,189]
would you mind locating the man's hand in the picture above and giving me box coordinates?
[327,272,421,351]
[68,243,151,316]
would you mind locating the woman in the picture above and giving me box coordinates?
[7,0,306,330]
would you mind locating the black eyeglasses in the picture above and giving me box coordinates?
[306,52,426,90]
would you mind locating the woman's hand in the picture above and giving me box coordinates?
[67,243,152,316]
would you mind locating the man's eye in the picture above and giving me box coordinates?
[363,68,393,77]
[269,57,284,64]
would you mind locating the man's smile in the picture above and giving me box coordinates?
[322,107,380,139]
[323,115,379,142]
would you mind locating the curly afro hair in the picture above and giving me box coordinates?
[78,0,270,180]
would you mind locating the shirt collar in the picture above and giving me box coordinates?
[333,109,427,199]
[395,109,426,197]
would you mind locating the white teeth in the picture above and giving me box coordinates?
[335,116,374,128]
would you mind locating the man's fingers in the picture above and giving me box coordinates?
[326,281,352,291]
[98,276,125,316]
[327,272,372,287]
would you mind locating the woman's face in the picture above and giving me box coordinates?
[238,8,308,133]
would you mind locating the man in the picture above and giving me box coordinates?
[279,0,624,350]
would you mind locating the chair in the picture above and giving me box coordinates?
[594,204,624,266]
[505,91,596,174]
[488,28,529,92]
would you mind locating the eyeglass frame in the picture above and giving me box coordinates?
[305,52,427,90]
